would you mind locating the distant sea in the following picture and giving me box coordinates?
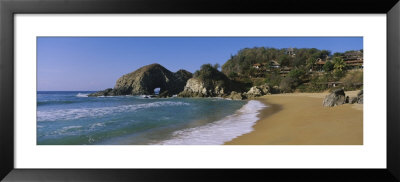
[37,91,266,145]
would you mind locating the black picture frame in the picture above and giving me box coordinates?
[1,0,399,181]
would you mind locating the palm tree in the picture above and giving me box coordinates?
[333,57,346,72]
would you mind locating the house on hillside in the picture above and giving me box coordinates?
[286,48,296,57]
[269,60,281,69]
[280,66,291,75]
[342,51,363,69]
[343,51,363,61]
[252,63,262,69]
[315,59,326,71]
[345,60,363,69]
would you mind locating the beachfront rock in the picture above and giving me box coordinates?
[322,88,346,107]
[178,78,229,97]
[357,90,363,104]
[259,84,270,94]
[157,90,170,98]
[89,64,192,97]
[178,78,207,97]
[246,86,263,98]
[227,91,246,100]
[350,97,358,104]
[271,85,281,94]
[88,88,115,96]
[350,90,363,104]
[245,84,270,99]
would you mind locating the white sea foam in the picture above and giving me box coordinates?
[62,125,83,130]
[76,93,89,97]
[49,125,83,136]
[37,101,190,122]
[159,100,266,145]
[90,122,105,129]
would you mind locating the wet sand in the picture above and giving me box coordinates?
[225,91,363,145]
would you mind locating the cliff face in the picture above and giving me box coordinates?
[177,64,251,98]
[178,78,227,97]
[178,67,232,97]
[89,64,192,97]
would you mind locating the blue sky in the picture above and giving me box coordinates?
[37,37,363,91]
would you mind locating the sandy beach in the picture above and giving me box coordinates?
[225,91,363,145]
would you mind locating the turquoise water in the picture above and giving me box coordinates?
[37,91,265,145]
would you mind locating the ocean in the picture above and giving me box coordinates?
[37,91,266,145]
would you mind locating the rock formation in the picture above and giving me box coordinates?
[350,90,363,104]
[178,64,233,98]
[356,90,363,104]
[178,78,229,97]
[245,84,270,99]
[89,64,192,97]
[227,91,246,100]
[322,88,346,107]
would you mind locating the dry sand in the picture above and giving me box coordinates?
[225,91,363,145]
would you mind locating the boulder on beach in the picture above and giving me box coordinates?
[356,90,363,104]
[350,90,363,104]
[322,88,346,107]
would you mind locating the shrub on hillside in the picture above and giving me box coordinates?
[193,63,230,88]
[264,70,282,87]
[340,70,363,90]
[279,77,297,93]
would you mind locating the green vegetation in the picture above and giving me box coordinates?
[218,47,363,93]
[194,64,230,87]
[222,47,332,77]
[340,70,363,91]
[193,63,251,93]
[323,61,334,72]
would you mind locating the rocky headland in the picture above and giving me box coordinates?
[89,63,272,100]
[177,64,271,100]
[89,63,192,97]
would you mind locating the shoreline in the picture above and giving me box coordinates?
[225,91,363,145]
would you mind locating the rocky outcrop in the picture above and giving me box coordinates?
[178,78,228,97]
[178,64,233,98]
[245,84,270,99]
[227,91,246,100]
[89,64,192,97]
[356,90,363,104]
[174,69,193,83]
[350,90,363,104]
[88,88,115,96]
[323,89,346,107]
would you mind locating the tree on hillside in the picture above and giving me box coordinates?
[213,63,220,70]
[333,57,346,72]
[278,54,291,67]
[320,50,331,58]
[323,61,334,72]
[332,57,346,78]
[306,57,317,70]
[333,52,344,58]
